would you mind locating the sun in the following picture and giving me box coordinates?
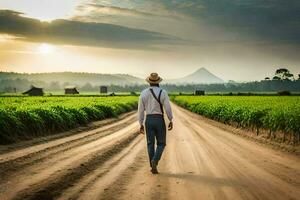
[38,43,55,54]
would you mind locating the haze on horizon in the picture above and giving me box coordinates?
[0,0,299,81]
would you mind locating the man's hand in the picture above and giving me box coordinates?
[140,125,145,134]
[168,121,173,131]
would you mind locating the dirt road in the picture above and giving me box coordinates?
[0,104,299,200]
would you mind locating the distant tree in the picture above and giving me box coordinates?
[48,81,61,91]
[3,86,14,93]
[274,68,294,81]
[272,76,281,80]
[284,73,294,81]
[81,82,93,91]
[298,74,300,80]
[63,82,70,88]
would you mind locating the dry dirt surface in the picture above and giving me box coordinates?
[0,104,300,200]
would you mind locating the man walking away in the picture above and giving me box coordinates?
[138,73,173,174]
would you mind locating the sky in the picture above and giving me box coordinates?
[0,0,299,81]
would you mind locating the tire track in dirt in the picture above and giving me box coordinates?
[181,119,268,199]
[0,114,140,200]
[0,114,137,181]
[57,136,144,200]
[13,132,140,200]
[96,148,169,200]
[178,105,300,188]
[0,112,136,155]
[73,138,146,200]
[0,113,137,163]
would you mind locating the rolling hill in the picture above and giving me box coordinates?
[0,72,144,86]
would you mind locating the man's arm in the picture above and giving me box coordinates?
[138,94,145,128]
[162,91,173,122]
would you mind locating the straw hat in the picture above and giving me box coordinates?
[146,73,163,84]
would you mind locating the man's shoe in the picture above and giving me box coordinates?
[151,160,158,174]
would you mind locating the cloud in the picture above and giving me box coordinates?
[163,0,300,44]
[71,0,300,45]
[0,9,182,50]
[73,1,190,22]
[84,3,156,17]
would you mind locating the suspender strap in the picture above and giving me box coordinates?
[149,88,164,115]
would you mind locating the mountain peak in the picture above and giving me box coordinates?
[194,67,211,74]
[169,67,224,84]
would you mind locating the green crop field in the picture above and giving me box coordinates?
[173,96,300,143]
[0,96,138,144]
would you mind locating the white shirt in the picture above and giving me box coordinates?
[138,86,173,125]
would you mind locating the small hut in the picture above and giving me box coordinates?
[195,90,205,96]
[23,86,44,96]
[65,86,79,95]
[100,86,108,94]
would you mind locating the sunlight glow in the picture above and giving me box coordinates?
[0,0,82,21]
[0,34,17,42]
[37,43,55,54]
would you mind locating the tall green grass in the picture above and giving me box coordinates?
[0,96,138,144]
[173,96,300,143]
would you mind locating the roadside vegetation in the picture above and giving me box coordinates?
[0,96,138,144]
[173,96,300,144]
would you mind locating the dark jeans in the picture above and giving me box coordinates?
[145,115,166,166]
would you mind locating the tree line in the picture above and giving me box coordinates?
[1,68,299,93]
[1,79,299,94]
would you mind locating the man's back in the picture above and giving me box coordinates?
[138,86,173,126]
